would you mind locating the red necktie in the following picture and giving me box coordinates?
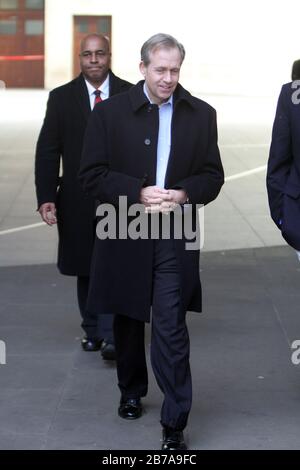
[93,90,102,107]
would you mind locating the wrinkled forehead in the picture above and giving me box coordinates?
[147,46,182,64]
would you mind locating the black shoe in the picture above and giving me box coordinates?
[100,340,116,360]
[161,426,187,450]
[81,336,102,352]
[118,398,143,420]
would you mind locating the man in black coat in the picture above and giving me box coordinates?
[267,81,300,252]
[35,34,132,359]
[79,33,224,449]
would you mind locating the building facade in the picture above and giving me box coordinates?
[0,0,299,96]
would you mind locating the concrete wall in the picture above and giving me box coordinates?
[45,0,300,97]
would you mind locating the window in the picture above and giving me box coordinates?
[0,17,16,34]
[76,19,88,33]
[25,0,44,9]
[25,18,43,35]
[97,18,110,34]
[0,0,17,9]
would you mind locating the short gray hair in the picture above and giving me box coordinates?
[141,33,185,66]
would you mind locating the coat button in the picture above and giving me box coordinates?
[144,138,151,146]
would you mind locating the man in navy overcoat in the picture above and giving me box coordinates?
[267,81,300,250]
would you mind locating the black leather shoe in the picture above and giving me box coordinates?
[118,398,143,420]
[100,340,116,360]
[81,337,102,352]
[161,426,187,450]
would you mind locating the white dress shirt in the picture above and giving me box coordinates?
[85,74,110,110]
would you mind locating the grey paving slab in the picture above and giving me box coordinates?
[1,325,79,355]
[190,396,300,450]
[0,402,55,436]
[0,354,74,391]
[44,409,161,450]
[0,302,80,329]
[0,433,46,451]
[203,214,266,251]
[0,263,73,305]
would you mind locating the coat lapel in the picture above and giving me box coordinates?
[73,73,91,122]
[109,70,118,97]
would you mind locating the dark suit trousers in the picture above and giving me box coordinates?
[114,239,192,431]
[77,276,114,342]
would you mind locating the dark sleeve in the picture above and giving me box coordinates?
[267,85,292,227]
[171,108,224,205]
[79,108,145,206]
[35,91,62,208]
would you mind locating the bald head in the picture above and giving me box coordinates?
[80,34,110,54]
[79,34,111,88]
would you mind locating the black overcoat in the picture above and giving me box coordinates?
[79,81,224,321]
[35,72,132,275]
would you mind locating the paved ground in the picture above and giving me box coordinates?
[0,90,299,450]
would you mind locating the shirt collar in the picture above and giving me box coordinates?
[143,82,173,108]
[84,74,110,97]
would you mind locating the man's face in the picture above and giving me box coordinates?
[140,47,181,105]
[79,36,111,86]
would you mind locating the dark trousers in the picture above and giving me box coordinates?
[77,276,114,342]
[114,239,192,431]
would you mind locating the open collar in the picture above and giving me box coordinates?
[129,80,196,113]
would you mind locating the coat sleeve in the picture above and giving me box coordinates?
[79,107,145,206]
[35,91,62,209]
[267,85,292,227]
[171,108,224,205]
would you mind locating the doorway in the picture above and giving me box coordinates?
[73,15,112,78]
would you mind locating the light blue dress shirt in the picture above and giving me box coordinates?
[143,84,173,188]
